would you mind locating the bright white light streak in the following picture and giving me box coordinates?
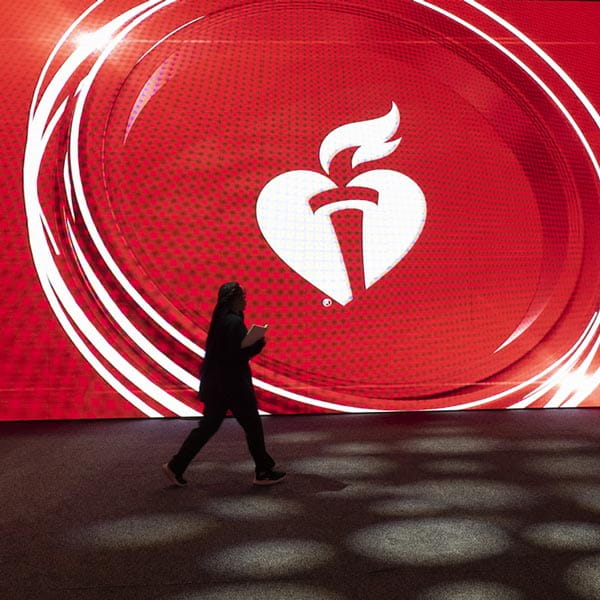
[24,0,201,416]
[410,0,600,410]
[549,372,597,408]
[67,221,200,390]
[508,313,600,407]
[553,324,600,407]
[253,379,384,413]
[66,0,205,360]
[74,29,115,54]
[39,213,60,257]
[26,205,161,417]
[412,0,600,181]
[46,281,164,418]
[432,312,600,411]
[123,16,206,142]
[135,15,205,65]
[44,229,199,415]
[25,0,600,415]
[64,152,75,219]
[563,368,600,407]
[466,0,600,131]
[29,0,103,119]
[265,0,600,414]
[29,0,167,150]
[517,312,600,408]
[41,97,68,149]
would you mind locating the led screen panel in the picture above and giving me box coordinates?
[1,0,600,419]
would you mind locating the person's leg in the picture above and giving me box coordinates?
[231,402,276,474]
[167,401,226,477]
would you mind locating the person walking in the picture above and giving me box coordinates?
[162,282,285,486]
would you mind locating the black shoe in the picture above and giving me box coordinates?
[162,463,187,487]
[253,469,286,486]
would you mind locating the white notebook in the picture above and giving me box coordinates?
[241,324,268,348]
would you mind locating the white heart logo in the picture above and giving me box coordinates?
[256,103,427,305]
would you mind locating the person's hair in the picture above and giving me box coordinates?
[205,282,243,344]
[216,281,243,308]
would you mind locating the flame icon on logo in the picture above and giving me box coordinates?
[256,103,427,305]
[319,100,402,174]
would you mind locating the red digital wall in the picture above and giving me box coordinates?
[1,0,599,420]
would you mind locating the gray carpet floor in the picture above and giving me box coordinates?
[1,409,599,600]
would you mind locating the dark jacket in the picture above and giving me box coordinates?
[199,306,264,404]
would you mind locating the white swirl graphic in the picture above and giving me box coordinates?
[23,0,600,415]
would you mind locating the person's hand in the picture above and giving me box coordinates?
[252,337,267,352]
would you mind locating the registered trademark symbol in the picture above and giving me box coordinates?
[322,298,332,307]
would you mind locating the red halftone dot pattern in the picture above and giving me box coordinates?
[102,3,567,398]
[15,0,600,418]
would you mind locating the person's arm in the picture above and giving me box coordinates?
[222,314,265,361]
[242,337,266,360]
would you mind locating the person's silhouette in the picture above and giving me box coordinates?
[162,282,285,486]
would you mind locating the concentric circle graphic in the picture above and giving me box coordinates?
[24,0,600,416]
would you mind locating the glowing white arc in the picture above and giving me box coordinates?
[23,0,600,415]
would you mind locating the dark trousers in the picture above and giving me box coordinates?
[169,396,275,476]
